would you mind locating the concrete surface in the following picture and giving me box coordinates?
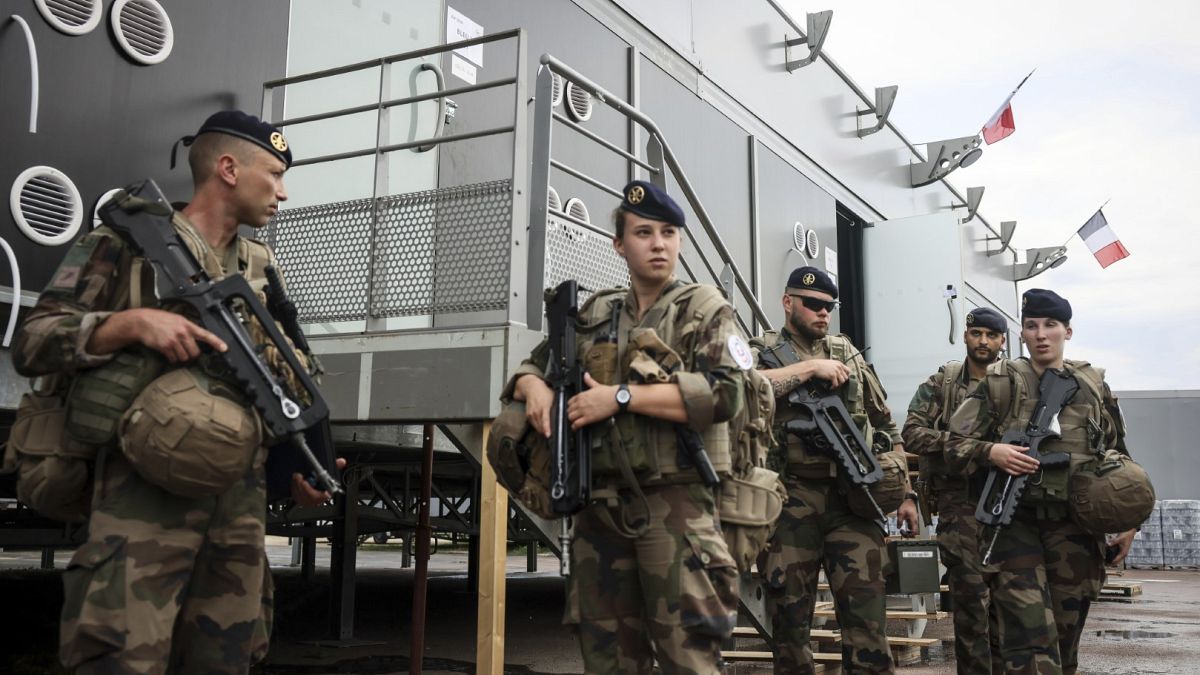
[3,538,1198,674]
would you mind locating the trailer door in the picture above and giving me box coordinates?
[863,212,963,427]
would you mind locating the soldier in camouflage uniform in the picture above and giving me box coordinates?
[504,181,747,674]
[753,267,919,675]
[903,307,1008,674]
[946,289,1136,675]
[13,111,333,674]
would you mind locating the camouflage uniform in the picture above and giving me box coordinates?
[903,363,1001,675]
[753,327,899,675]
[13,214,284,674]
[505,279,745,674]
[946,358,1125,675]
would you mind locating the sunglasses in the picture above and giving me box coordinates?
[788,294,839,313]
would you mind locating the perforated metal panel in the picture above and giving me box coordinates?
[267,180,514,323]
[268,198,373,322]
[545,216,628,298]
[371,180,513,317]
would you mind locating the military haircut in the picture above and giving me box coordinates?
[187,133,260,186]
[612,206,630,238]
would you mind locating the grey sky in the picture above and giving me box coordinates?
[782,0,1200,390]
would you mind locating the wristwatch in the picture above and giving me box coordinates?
[904,491,919,503]
[615,384,632,413]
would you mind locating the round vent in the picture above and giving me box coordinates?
[111,0,174,65]
[564,197,590,224]
[10,166,84,247]
[805,229,820,258]
[546,185,562,213]
[792,221,806,252]
[35,0,102,35]
[564,82,592,122]
[91,188,122,229]
[550,73,564,108]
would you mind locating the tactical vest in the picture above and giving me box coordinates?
[986,358,1111,519]
[577,282,733,486]
[65,218,276,446]
[919,360,974,493]
[759,331,876,479]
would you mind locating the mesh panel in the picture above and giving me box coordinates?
[545,216,628,300]
[267,180,513,323]
[267,197,373,323]
[371,180,512,317]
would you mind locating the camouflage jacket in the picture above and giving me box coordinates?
[13,213,286,381]
[751,327,900,477]
[503,279,746,482]
[945,357,1127,478]
[902,361,979,488]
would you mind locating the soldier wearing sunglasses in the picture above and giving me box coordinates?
[751,266,918,674]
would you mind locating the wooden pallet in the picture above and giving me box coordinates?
[1100,581,1143,598]
[814,608,948,621]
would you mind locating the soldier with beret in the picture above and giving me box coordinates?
[946,289,1138,674]
[902,306,1009,674]
[13,110,334,673]
[752,267,918,674]
[503,180,746,673]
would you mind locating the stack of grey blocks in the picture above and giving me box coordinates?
[1127,500,1200,569]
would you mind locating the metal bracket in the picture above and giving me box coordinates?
[986,220,1016,257]
[784,10,833,72]
[952,186,985,224]
[1010,246,1067,281]
[856,85,897,137]
[719,263,735,301]
[910,135,983,188]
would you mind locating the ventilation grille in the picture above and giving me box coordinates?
[792,221,806,253]
[111,0,174,65]
[10,166,83,247]
[564,82,592,122]
[805,229,820,258]
[564,197,589,224]
[550,73,564,108]
[546,185,562,213]
[35,0,102,35]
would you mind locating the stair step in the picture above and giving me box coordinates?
[814,608,947,621]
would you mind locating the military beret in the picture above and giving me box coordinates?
[171,110,292,170]
[965,306,1007,333]
[620,180,686,227]
[1021,288,1072,322]
[786,265,838,299]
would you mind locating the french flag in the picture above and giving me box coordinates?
[982,70,1035,145]
[1077,210,1129,269]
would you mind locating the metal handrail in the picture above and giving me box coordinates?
[534,54,772,332]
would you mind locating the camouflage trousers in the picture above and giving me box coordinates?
[764,478,893,674]
[935,493,1001,675]
[565,482,739,674]
[983,509,1105,675]
[60,447,272,674]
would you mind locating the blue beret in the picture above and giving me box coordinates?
[621,180,686,227]
[786,266,838,299]
[966,307,1007,333]
[171,110,292,170]
[1021,288,1072,322]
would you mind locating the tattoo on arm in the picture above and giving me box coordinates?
[768,372,804,398]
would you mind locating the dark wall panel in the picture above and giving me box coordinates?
[0,0,291,295]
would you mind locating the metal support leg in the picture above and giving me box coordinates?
[330,471,360,640]
[527,542,537,573]
[410,424,434,675]
[302,527,316,581]
[290,537,302,567]
[40,547,54,569]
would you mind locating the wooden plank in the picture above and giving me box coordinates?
[819,583,949,592]
[723,651,842,663]
[814,609,947,621]
[475,422,507,675]
[888,636,940,647]
[1100,581,1143,597]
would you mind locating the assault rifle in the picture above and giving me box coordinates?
[761,343,888,534]
[975,367,1076,565]
[99,179,341,495]
[545,280,589,574]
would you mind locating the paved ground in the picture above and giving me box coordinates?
[2,539,1198,674]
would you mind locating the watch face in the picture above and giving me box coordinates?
[616,387,632,404]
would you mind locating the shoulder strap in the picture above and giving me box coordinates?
[984,359,1017,429]
[239,237,273,282]
[941,360,964,409]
